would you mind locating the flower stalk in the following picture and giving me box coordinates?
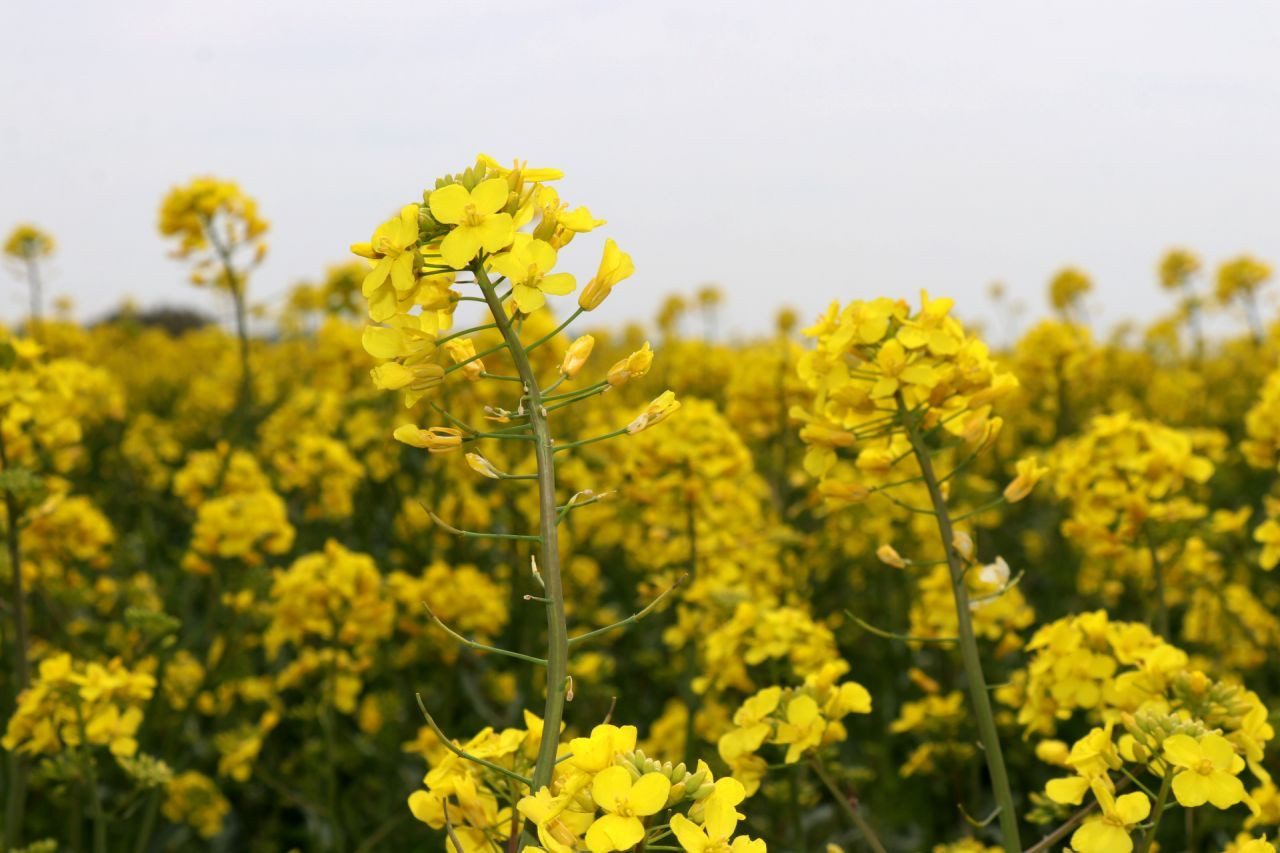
[899,397,1021,853]
[474,261,569,791]
[0,426,28,852]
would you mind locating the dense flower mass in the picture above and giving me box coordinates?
[2,158,1280,852]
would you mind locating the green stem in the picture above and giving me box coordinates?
[24,257,43,344]
[76,709,108,853]
[681,500,699,766]
[525,308,583,354]
[809,756,888,853]
[133,789,161,853]
[323,658,346,853]
[1137,771,1173,853]
[475,262,568,793]
[553,428,629,454]
[204,219,254,428]
[1,426,28,852]
[900,396,1021,853]
[436,322,498,346]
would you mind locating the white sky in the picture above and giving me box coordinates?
[3,0,1280,338]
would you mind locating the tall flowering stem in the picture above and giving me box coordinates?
[3,225,53,345]
[157,177,269,436]
[474,261,569,789]
[793,294,1045,853]
[0,426,28,851]
[204,221,254,421]
[900,397,1020,852]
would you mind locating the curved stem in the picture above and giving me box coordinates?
[1,427,28,852]
[474,262,568,792]
[899,396,1021,852]
[809,756,888,853]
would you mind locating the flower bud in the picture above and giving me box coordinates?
[817,480,870,505]
[607,342,654,387]
[393,425,462,453]
[560,335,595,377]
[579,238,634,311]
[876,544,907,569]
[465,453,502,479]
[976,556,1010,587]
[627,391,680,434]
[444,338,483,381]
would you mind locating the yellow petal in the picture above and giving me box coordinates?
[428,184,469,225]
[440,226,483,270]
[476,213,516,254]
[591,766,631,812]
[470,178,510,216]
[362,326,404,359]
[390,251,416,293]
[1199,734,1237,770]
[513,284,546,314]
[371,363,413,390]
[668,814,708,853]
[1172,770,1210,807]
[539,273,576,296]
[585,814,643,853]
[629,773,672,816]
[1162,734,1201,770]
[1113,791,1150,824]
[1045,775,1090,805]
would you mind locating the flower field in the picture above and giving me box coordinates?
[4,156,1280,852]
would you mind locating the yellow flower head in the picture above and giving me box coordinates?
[585,766,670,853]
[428,178,515,269]
[1164,732,1249,810]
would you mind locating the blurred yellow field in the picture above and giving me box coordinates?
[3,157,1280,852]
[6,1,1280,849]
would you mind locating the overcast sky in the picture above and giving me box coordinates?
[3,0,1279,338]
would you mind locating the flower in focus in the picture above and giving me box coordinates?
[428,178,515,269]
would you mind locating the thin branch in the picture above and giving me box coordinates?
[846,612,958,644]
[568,575,687,647]
[415,694,533,787]
[422,602,547,666]
[423,505,541,541]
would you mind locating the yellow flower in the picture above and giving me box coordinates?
[1255,519,1280,571]
[1069,783,1149,853]
[869,339,937,400]
[773,694,824,764]
[4,224,55,259]
[569,724,637,773]
[669,778,764,852]
[585,766,670,853]
[427,178,515,269]
[351,204,420,321]
[517,787,593,853]
[489,234,575,313]
[579,239,635,311]
[1164,733,1248,810]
